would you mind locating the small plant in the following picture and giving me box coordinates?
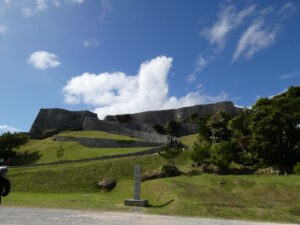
[161,164,181,177]
[294,162,300,174]
[56,146,64,161]
[159,144,183,168]
[159,143,183,177]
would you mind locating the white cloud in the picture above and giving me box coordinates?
[233,19,277,61]
[63,56,227,119]
[279,2,295,15]
[187,54,207,83]
[72,0,84,3]
[0,125,19,134]
[279,71,300,79]
[22,0,47,17]
[99,0,112,22]
[0,25,7,34]
[52,0,61,7]
[202,4,255,49]
[83,38,100,47]
[27,51,61,70]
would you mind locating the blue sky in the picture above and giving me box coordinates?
[0,0,299,133]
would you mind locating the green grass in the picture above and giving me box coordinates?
[5,152,300,223]
[15,137,149,164]
[58,131,140,141]
[180,134,197,148]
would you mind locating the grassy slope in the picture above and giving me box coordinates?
[5,150,300,223]
[58,131,140,141]
[180,134,197,148]
[15,131,149,164]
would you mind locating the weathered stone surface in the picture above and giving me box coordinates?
[104,101,241,136]
[104,101,239,125]
[28,101,240,141]
[82,117,171,144]
[53,135,161,148]
[29,108,98,139]
[97,178,117,191]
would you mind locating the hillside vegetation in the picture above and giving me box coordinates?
[4,152,300,223]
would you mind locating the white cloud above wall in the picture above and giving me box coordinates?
[63,56,228,119]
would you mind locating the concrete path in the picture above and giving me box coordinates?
[0,207,296,225]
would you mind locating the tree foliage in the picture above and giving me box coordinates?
[0,132,29,162]
[159,143,183,167]
[191,135,211,165]
[207,111,231,142]
[191,86,300,170]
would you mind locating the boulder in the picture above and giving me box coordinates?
[97,178,117,191]
[200,163,220,173]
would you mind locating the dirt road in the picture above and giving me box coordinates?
[0,207,295,225]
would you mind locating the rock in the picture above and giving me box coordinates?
[97,178,117,191]
[200,163,220,173]
[29,108,98,139]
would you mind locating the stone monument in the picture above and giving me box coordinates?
[124,165,148,207]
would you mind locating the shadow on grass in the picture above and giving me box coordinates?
[13,151,41,166]
[148,199,174,208]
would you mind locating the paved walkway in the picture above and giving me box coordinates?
[0,207,296,225]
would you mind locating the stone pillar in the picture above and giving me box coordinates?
[124,165,148,207]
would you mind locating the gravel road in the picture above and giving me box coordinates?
[0,207,296,225]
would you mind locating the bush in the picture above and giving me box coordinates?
[191,135,211,166]
[294,162,300,174]
[165,120,181,136]
[161,164,181,177]
[212,141,236,171]
[152,123,165,134]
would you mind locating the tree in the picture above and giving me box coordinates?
[0,132,29,161]
[207,111,231,142]
[197,116,211,142]
[165,120,181,136]
[228,108,256,165]
[191,134,211,166]
[159,144,183,167]
[159,143,183,176]
[250,86,300,167]
[212,141,236,171]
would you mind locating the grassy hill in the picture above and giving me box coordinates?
[4,151,300,223]
[14,131,150,164]
[4,132,300,223]
[58,131,141,141]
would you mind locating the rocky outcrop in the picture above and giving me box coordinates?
[29,108,97,139]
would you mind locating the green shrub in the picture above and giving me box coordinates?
[165,120,181,136]
[294,162,300,174]
[161,164,181,177]
[152,123,165,134]
[191,135,211,166]
[212,141,236,171]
